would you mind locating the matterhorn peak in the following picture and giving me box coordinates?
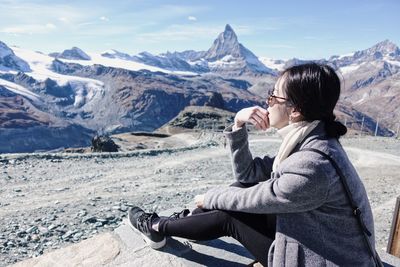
[204,24,240,61]
[203,24,274,75]
[222,24,237,41]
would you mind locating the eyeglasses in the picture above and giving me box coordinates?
[267,90,290,106]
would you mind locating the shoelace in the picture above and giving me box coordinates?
[169,209,190,220]
[137,212,153,233]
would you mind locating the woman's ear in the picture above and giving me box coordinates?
[289,108,304,122]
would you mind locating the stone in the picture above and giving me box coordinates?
[62,230,77,240]
[93,222,103,228]
[16,231,26,238]
[82,216,97,224]
[76,210,87,217]
[11,233,120,267]
[31,234,40,242]
[112,205,121,211]
[91,135,119,152]
[26,226,38,234]
[73,232,83,239]
[47,224,58,231]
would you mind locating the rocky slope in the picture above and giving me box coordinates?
[158,105,235,133]
[0,134,399,266]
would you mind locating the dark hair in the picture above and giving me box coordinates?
[280,63,347,138]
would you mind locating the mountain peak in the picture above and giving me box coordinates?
[58,47,91,61]
[204,24,239,61]
[203,25,274,74]
[351,39,400,61]
[222,24,238,43]
[224,24,234,33]
[370,39,399,55]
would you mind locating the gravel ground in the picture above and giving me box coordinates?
[1,134,399,266]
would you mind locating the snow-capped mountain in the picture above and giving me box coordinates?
[101,49,133,61]
[1,26,399,153]
[100,50,207,73]
[162,50,206,62]
[330,40,400,133]
[131,51,208,72]
[0,41,30,72]
[50,47,91,61]
[258,57,286,72]
[330,40,400,69]
[0,39,264,153]
[203,24,274,75]
[97,25,275,76]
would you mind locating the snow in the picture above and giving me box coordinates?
[386,59,400,67]
[11,46,195,82]
[258,57,285,71]
[63,52,196,75]
[188,59,208,68]
[102,49,118,55]
[208,55,238,67]
[338,52,355,59]
[11,46,103,86]
[339,64,361,74]
[3,47,108,105]
[0,77,40,101]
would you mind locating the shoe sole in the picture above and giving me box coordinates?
[127,217,166,249]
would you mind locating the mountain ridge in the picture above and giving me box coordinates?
[0,25,399,152]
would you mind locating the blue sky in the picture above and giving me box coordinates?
[0,0,399,59]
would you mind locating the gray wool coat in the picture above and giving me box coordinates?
[203,122,376,267]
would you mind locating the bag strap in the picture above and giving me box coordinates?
[300,147,383,267]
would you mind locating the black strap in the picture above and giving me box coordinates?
[300,148,383,267]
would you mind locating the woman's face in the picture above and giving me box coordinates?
[267,76,292,129]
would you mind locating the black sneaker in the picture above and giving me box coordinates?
[127,207,166,249]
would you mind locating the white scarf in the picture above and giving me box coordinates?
[272,120,320,172]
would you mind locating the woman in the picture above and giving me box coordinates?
[128,63,377,266]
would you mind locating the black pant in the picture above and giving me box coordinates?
[158,182,276,266]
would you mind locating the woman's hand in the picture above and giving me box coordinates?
[234,106,269,130]
[194,194,205,208]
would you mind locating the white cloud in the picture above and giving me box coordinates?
[188,16,197,21]
[120,5,208,23]
[1,24,57,34]
[45,23,56,29]
[0,2,109,30]
[100,16,110,22]
[78,21,98,27]
[58,17,70,23]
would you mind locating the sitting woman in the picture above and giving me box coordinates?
[128,63,379,266]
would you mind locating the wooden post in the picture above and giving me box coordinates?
[387,196,400,257]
